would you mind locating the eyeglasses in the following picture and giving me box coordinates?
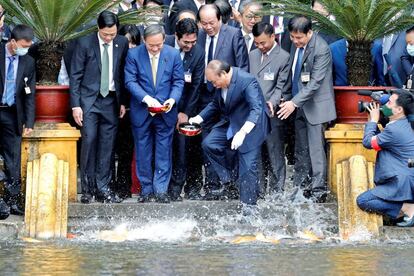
[244,14,262,21]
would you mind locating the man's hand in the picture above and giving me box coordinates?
[119,105,126,118]
[23,128,33,136]
[143,95,162,107]
[231,130,246,150]
[188,115,203,125]
[72,107,83,127]
[176,112,188,129]
[266,101,274,117]
[232,8,241,23]
[277,100,296,120]
[163,98,175,113]
[366,102,380,123]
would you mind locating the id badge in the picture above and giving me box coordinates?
[184,72,192,83]
[407,76,412,89]
[25,87,31,95]
[274,26,284,35]
[264,72,275,81]
[301,72,310,83]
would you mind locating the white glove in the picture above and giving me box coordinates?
[163,98,175,113]
[188,115,203,125]
[143,95,162,107]
[231,130,247,150]
[230,121,255,150]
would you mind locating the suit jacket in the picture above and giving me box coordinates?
[363,119,414,201]
[199,67,270,153]
[70,33,129,113]
[249,44,290,125]
[165,35,205,116]
[167,0,199,35]
[401,49,414,80]
[0,23,11,42]
[125,44,184,127]
[0,43,36,134]
[198,24,249,71]
[286,33,336,125]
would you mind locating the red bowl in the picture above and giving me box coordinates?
[148,105,169,113]
[178,123,202,136]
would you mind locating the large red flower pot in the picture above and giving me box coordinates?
[334,86,393,124]
[35,85,70,123]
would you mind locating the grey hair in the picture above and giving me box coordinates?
[207,60,231,76]
[143,24,165,39]
[239,0,263,15]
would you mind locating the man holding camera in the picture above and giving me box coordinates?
[357,90,414,227]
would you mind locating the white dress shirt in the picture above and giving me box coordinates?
[242,29,254,53]
[292,45,307,80]
[175,40,185,60]
[97,34,115,91]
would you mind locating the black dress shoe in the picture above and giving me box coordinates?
[0,198,10,220]
[309,189,327,203]
[155,193,170,203]
[202,192,220,201]
[186,192,203,200]
[96,193,123,203]
[169,193,183,202]
[137,194,156,203]
[80,193,93,204]
[9,204,24,216]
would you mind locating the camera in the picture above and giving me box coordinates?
[357,90,391,113]
[409,159,414,168]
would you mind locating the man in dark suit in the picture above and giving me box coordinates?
[239,1,262,54]
[400,26,414,88]
[277,16,336,202]
[0,5,11,42]
[70,11,129,204]
[164,19,205,201]
[196,4,249,197]
[0,25,35,218]
[249,22,290,195]
[125,24,184,203]
[189,60,270,205]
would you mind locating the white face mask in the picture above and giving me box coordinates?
[407,44,414,57]
[15,47,29,56]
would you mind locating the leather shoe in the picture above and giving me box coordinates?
[169,193,183,202]
[137,194,156,203]
[202,191,220,201]
[186,192,203,200]
[155,193,170,203]
[0,198,10,220]
[96,193,123,203]
[9,203,24,216]
[309,190,327,203]
[396,215,414,227]
[80,193,93,204]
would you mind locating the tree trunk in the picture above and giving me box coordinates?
[36,42,65,84]
[346,41,372,86]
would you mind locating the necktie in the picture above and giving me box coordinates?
[151,55,158,86]
[292,47,304,97]
[3,56,16,106]
[100,43,109,97]
[208,35,215,64]
[273,16,281,44]
[261,53,269,65]
[244,34,251,50]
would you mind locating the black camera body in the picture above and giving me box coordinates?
[357,90,391,113]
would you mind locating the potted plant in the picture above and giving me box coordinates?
[1,0,145,123]
[265,0,414,123]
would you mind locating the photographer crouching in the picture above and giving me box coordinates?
[357,90,414,227]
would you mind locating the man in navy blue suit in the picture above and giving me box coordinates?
[189,60,270,205]
[70,11,129,204]
[196,4,249,198]
[125,24,184,203]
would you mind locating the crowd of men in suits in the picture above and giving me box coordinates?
[1,0,414,219]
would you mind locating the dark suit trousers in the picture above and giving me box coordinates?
[202,124,259,205]
[169,131,203,196]
[132,115,174,196]
[80,94,118,195]
[293,109,327,190]
[0,106,22,196]
[258,117,286,195]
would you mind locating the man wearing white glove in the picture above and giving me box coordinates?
[125,24,184,204]
[189,60,270,205]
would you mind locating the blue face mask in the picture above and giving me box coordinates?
[407,44,414,57]
[15,47,29,56]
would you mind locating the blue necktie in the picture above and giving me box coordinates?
[292,47,304,97]
[207,36,215,91]
[4,56,16,106]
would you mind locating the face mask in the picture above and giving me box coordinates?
[407,44,414,57]
[381,105,394,117]
[15,47,29,56]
